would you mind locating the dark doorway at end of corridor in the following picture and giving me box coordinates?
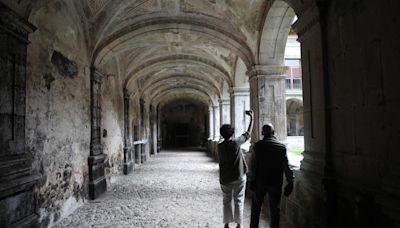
[161,99,207,149]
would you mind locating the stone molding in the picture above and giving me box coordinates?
[218,98,230,105]
[229,87,250,96]
[247,65,288,80]
[0,2,36,43]
[292,4,321,42]
[91,67,104,84]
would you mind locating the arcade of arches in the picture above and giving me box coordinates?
[0,0,399,227]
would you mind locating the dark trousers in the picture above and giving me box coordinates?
[250,185,282,228]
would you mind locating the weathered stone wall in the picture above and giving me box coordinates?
[101,69,124,184]
[25,1,91,226]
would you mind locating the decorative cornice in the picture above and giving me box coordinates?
[247,65,288,80]
[0,2,36,43]
[292,4,321,41]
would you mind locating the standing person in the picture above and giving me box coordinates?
[249,123,294,228]
[218,110,254,228]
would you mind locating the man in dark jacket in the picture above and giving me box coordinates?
[248,123,294,228]
[218,110,253,228]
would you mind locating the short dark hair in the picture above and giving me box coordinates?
[262,123,274,136]
[220,124,234,139]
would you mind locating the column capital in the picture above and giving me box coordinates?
[229,87,250,96]
[219,98,230,105]
[123,88,130,99]
[247,65,288,80]
[91,67,104,84]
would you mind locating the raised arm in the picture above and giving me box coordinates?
[246,110,254,134]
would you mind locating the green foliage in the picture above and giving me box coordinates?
[290,148,303,156]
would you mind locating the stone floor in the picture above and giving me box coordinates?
[55,150,293,228]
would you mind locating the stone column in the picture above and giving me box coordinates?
[248,65,287,141]
[88,68,107,200]
[0,4,39,227]
[123,89,133,174]
[230,87,250,137]
[219,98,230,126]
[208,107,214,139]
[213,105,220,140]
[139,99,147,163]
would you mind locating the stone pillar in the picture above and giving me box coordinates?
[208,107,214,139]
[139,99,146,163]
[248,65,287,141]
[123,89,133,174]
[0,4,39,227]
[230,87,250,137]
[149,104,157,156]
[213,105,220,140]
[88,68,107,200]
[219,98,230,126]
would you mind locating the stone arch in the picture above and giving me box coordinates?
[92,16,255,68]
[152,90,213,109]
[286,98,304,136]
[140,76,221,99]
[124,54,233,90]
[258,0,296,65]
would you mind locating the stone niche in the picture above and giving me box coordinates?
[0,3,39,227]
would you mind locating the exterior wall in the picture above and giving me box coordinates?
[25,1,91,226]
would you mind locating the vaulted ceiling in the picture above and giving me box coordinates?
[15,0,296,107]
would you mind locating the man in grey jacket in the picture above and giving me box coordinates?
[218,110,253,228]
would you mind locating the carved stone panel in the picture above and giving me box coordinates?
[0,3,38,227]
[88,68,107,199]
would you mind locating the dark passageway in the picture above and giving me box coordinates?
[161,100,207,149]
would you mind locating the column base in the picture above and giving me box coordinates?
[123,147,134,175]
[88,154,107,200]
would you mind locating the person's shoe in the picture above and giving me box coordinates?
[236,224,241,228]
[224,223,229,228]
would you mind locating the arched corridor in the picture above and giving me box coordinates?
[1,0,400,227]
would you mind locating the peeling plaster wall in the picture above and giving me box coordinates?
[101,72,124,184]
[25,1,90,226]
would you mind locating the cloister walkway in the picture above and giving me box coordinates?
[55,150,290,228]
